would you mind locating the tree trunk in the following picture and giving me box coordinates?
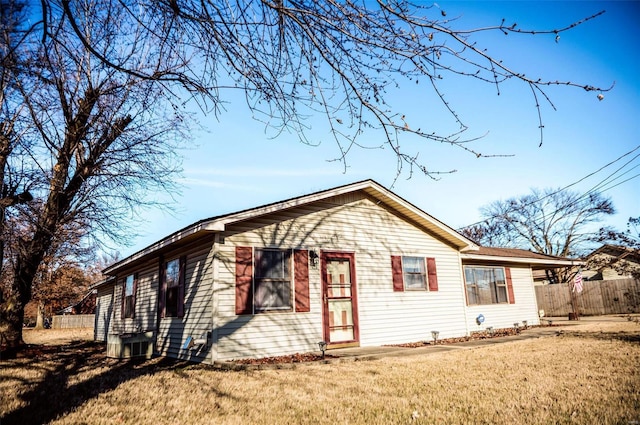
[0,289,26,350]
[0,229,52,349]
[35,301,45,329]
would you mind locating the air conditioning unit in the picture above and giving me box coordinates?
[107,332,154,359]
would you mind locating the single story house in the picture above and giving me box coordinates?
[57,289,97,315]
[582,245,640,281]
[95,180,578,362]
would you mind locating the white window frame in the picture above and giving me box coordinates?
[402,256,427,290]
[123,274,135,318]
[254,248,293,312]
[164,258,181,317]
[464,266,508,305]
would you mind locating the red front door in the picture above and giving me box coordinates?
[321,251,359,347]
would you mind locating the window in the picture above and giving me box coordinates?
[402,256,427,290]
[161,256,185,318]
[122,274,136,318]
[254,248,292,312]
[235,247,309,315]
[464,266,508,305]
[392,256,438,292]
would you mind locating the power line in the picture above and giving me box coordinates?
[578,153,640,200]
[460,144,640,231]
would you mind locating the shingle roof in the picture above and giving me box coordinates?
[474,247,567,261]
[461,246,580,269]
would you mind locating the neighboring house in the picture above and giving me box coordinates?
[57,289,97,315]
[583,245,640,281]
[532,268,570,285]
[95,180,577,363]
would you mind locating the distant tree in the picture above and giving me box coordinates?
[599,216,640,248]
[460,188,615,282]
[30,264,93,328]
[0,0,612,350]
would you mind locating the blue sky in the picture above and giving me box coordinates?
[123,1,640,257]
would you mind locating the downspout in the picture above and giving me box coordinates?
[458,250,470,336]
[210,233,221,364]
[527,266,541,325]
[155,255,164,354]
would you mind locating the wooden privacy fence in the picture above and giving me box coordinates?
[535,278,640,317]
[52,314,95,329]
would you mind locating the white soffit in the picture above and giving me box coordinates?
[460,253,583,268]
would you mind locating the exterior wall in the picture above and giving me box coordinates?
[94,282,115,342]
[107,236,216,362]
[156,239,216,362]
[213,193,469,361]
[101,189,546,363]
[111,258,159,335]
[463,265,541,332]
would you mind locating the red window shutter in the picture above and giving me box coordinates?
[391,256,404,292]
[294,250,310,313]
[177,256,186,318]
[427,257,438,291]
[506,267,515,304]
[120,278,126,319]
[158,258,166,318]
[235,246,253,315]
[131,273,138,319]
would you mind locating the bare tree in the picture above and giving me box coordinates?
[460,188,615,282]
[49,0,611,176]
[599,216,640,249]
[0,0,35,272]
[0,0,613,349]
[1,0,186,349]
[4,200,98,328]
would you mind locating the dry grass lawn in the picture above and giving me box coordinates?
[1,319,639,425]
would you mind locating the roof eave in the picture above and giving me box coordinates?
[103,224,223,275]
[104,179,478,275]
[361,182,478,251]
[461,253,584,269]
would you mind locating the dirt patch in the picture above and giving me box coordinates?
[233,352,338,365]
[383,326,536,348]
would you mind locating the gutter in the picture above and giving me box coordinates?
[460,253,584,268]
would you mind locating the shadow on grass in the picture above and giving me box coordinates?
[1,340,228,425]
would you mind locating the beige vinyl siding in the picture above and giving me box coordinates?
[214,246,322,360]
[111,259,158,335]
[214,194,469,360]
[464,265,541,332]
[156,239,215,362]
[94,282,115,342]
[357,247,467,346]
[107,236,215,362]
